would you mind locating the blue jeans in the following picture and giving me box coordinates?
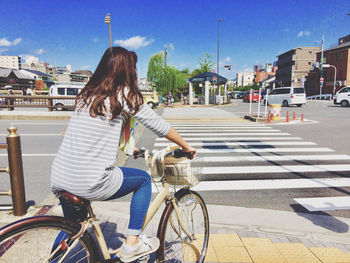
[59,167,152,236]
[105,167,152,236]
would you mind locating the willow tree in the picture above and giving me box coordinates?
[147,52,164,88]
[147,52,187,96]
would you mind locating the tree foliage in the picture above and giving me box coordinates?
[198,52,214,73]
[147,53,188,96]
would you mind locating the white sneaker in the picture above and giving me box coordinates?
[120,234,160,262]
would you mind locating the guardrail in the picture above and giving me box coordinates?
[0,126,26,216]
[306,94,332,100]
[0,95,77,111]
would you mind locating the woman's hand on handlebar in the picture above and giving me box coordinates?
[181,146,197,160]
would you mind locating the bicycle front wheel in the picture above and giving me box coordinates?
[0,216,99,263]
[157,188,209,263]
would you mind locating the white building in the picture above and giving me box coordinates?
[236,72,255,87]
[0,56,21,70]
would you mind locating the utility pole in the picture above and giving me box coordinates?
[320,35,324,95]
[164,48,167,67]
[216,19,222,104]
[104,14,112,48]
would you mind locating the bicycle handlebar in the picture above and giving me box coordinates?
[133,147,192,159]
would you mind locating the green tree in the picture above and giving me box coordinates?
[147,52,188,97]
[147,52,164,88]
[199,52,214,72]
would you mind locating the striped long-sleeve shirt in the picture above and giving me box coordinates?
[51,99,171,200]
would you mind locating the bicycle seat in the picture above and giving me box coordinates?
[60,191,90,208]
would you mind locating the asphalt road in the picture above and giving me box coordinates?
[0,100,349,220]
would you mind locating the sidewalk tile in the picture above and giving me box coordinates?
[308,247,350,262]
[273,243,321,263]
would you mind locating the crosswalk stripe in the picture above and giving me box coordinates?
[170,124,266,127]
[195,148,334,153]
[152,178,350,192]
[154,141,316,147]
[178,132,290,136]
[195,164,350,174]
[192,155,350,163]
[176,129,278,132]
[156,137,302,141]
[294,196,350,211]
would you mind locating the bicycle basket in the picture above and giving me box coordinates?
[146,147,198,186]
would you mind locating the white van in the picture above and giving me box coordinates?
[333,86,350,107]
[266,87,306,107]
[49,84,84,110]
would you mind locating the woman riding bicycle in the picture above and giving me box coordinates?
[50,47,196,262]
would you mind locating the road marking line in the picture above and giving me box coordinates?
[11,123,68,125]
[176,129,278,132]
[294,196,350,211]
[195,148,334,153]
[154,141,316,147]
[179,132,290,136]
[0,153,56,157]
[170,124,266,127]
[0,134,62,136]
[196,164,350,174]
[156,137,301,141]
[152,178,350,192]
[192,154,350,163]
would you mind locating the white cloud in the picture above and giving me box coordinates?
[92,37,99,43]
[114,35,154,49]
[164,43,174,51]
[81,65,91,70]
[20,55,39,64]
[0,37,22,47]
[297,31,310,38]
[35,49,45,55]
[0,48,8,54]
[225,57,231,62]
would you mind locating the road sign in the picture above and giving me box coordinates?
[320,77,324,81]
[213,76,217,83]
[320,81,324,86]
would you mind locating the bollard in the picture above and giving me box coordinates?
[6,126,26,216]
[286,111,289,123]
[293,112,296,121]
[301,113,304,122]
[267,112,271,124]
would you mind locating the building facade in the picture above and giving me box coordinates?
[275,47,321,87]
[305,35,350,96]
[0,56,22,70]
[236,72,255,87]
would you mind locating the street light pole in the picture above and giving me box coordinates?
[217,19,222,103]
[104,13,112,48]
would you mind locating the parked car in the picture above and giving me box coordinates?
[49,84,84,110]
[333,87,350,107]
[142,91,159,108]
[265,87,306,107]
[243,90,262,102]
[229,91,240,99]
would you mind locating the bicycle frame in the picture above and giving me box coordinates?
[72,180,192,261]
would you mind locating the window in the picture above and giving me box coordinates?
[294,88,305,94]
[269,90,277,95]
[67,88,79,95]
[276,88,290,94]
[57,88,65,95]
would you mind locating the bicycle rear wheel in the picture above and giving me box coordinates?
[0,216,99,263]
[157,188,209,263]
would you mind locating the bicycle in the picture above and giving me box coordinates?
[0,147,209,263]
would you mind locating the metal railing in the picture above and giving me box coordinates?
[0,95,77,111]
[0,126,26,216]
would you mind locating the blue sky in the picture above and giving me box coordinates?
[1,0,349,79]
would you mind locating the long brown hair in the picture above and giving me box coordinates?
[77,47,144,119]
